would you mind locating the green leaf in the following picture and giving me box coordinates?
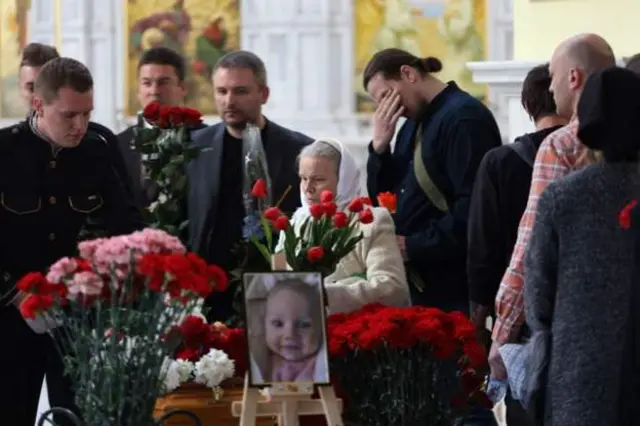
[259,214,273,252]
[250,236,272,265]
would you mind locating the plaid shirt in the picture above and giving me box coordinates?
[492,120,592,344]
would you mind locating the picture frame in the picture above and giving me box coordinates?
[242,272,331,388]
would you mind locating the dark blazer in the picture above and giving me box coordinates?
[116,126,142,203]
[187,120,312,258]
[0,121,145,296]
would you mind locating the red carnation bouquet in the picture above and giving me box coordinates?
[16,228,227,426]
[249,182,373,277]
[133,101,205,236]
[328,304,491,426]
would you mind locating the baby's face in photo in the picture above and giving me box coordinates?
[264,286,320,361]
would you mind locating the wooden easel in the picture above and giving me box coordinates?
[231,374,343,426]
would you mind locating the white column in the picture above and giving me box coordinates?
[240,0,357,138]
[34,0,119,130]
[86,0,119,131]
[28,0,56,47]
[467,61,541,143]
[58,0,90,63]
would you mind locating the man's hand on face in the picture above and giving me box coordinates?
[372,90,404,154]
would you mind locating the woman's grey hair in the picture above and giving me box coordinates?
[298,138,342,172]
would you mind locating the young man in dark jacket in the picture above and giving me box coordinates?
[364,48,502,313]
[466,63,567,425]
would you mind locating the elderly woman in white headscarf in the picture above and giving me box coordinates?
[276,137,410,314]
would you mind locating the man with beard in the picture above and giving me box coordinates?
[188,50,311,322]
[364,49,501,425]
[117,46,205,207]
[0,57,144,426]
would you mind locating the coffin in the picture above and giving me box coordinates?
[154,380,274,426]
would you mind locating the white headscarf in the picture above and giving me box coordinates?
[295,137,362,221]
[275,138,362,253]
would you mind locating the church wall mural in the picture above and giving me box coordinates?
[0,0,29,118]
[125,0,240,116]
[354,0,487,113]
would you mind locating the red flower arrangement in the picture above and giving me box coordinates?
[169,315,248,378]
[327,304,491,426]
[133,102,205,236]
[250,181,374,276]
[142,101,203,129]
[14,229,229,425]
[18,229,227,319]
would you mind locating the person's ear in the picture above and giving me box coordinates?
[32,95,44,117]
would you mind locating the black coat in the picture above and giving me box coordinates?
[187,120,312,260]
[0,121,145,299]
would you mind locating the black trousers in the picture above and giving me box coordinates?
[0,306,47,426]
[0,307,78,426]
[506,390,535,426]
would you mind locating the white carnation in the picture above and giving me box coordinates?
[174,359,195,383]
[161,358,194,394]
[163,362,181,393]
[194,349,235,389]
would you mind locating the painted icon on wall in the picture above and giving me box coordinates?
[0,0,30,118]
[354,0,487,112]
[126,0,240,116]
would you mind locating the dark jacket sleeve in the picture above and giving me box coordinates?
[467,151,504,306]
[366,124,407,199]
[524,186,558,334]
[100,157,147,235]
[405,118,500,263]
[90,122,136,200]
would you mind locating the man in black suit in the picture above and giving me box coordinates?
[117,47,204,206]
[188,51,312,321]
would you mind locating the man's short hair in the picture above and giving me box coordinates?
[137,47,186,82]
[213,50,267,86]
[34,57,93,104]
[521,63,557,122]
[20,43,60,68]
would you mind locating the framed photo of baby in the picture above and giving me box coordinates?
[243,272,331,387]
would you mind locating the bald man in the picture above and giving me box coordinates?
[488,33,616,402]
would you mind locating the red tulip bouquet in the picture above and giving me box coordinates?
[16,228,228,426]
[249,183,373,277]
[328,304,491,426]
[133,101,204,236]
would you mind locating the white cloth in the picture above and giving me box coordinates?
[297,137,362,216]
[276,138,362,252]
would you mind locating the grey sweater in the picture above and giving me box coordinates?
[525,162,640,426]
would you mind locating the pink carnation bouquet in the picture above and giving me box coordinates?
[15,228,228,426]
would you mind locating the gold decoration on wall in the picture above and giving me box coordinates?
[0,0,30,118]
[354,0,487,113]
[125,0,240,116]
